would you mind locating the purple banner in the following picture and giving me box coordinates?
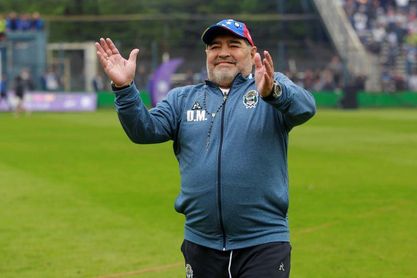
[149,58,183,106]
[0,92,97,112]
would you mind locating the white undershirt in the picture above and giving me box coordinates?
[219,74,252,96]
[220,88,230,96]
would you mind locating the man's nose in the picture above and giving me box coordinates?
[218,46,231,57]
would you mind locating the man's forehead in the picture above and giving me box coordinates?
[209,34,247,44]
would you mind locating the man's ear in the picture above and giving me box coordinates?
[250,46,257,60]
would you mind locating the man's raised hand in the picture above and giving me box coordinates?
[95,38,139,87]
[254,50,274,97]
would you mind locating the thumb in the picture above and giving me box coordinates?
[128,48,140,63]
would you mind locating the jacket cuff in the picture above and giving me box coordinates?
[111,81,133,92]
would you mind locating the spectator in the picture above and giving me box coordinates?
[393,71,407,90]
[408,69,417,90]
[20,68,34,90]
[31,12,44,31]
[14,75,26,115]
[302,69,316,91]
[370,22,386,53]
[381,68,395,91]
[327,56,344,88]
[404,45,416,76]
[5,12,19,31]
[42,67,60,91]
[353,4,369,41]
[92,74,104,92]
[17,13,31,31]
[314,69,336,91]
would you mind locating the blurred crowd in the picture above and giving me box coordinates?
[342,0,417,91]
[175,55,350,93]
[1,11,44,32]
[285,56,348,92]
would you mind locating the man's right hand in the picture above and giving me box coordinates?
[95,38,139,87]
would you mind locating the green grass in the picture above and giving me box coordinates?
[0,109,416,277]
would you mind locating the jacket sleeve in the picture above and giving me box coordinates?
[114,83,181,144]
[263,72,316,130]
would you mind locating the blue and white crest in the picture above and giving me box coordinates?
[243,90,259,109]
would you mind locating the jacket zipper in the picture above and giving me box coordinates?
[217,93,228,251]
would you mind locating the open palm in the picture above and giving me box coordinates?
[95,38,139,87]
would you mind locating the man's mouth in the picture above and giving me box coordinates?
[215,61,236,66]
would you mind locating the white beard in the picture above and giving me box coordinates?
[209,67,239,88]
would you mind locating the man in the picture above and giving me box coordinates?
[96,19,316,277]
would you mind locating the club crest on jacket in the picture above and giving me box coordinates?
[243,90,259,109]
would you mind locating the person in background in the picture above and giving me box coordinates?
[41,67,60,91]
[17,13,31,31]
[96,18,316,277]
[31,12,44,31]
[92,74,104,92]
[5,12,19,31]
[0,74,8,109]
[14,74,26,115]
[13,69,34,116]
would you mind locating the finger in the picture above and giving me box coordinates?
[100,38,112,57]
[96,41,111,67]
[254,53,263,69]
[98,38,108,57]
[263,51,274,76]
[96,51,109,68]
[128,48,140,63]
[263,57,274,77]
[264,50,274,69]
[264,72,273,86]
[95,41,106,56]
[106,38,120,55]
[263,73,274,95]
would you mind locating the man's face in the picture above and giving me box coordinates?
[206,34,256,88]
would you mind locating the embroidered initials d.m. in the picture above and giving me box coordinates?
[186,110,208,122]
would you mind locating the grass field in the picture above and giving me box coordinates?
[0,109,416,278]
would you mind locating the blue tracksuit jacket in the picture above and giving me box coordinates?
[114,72,316,251]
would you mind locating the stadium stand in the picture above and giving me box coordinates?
[342,0,417,91]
